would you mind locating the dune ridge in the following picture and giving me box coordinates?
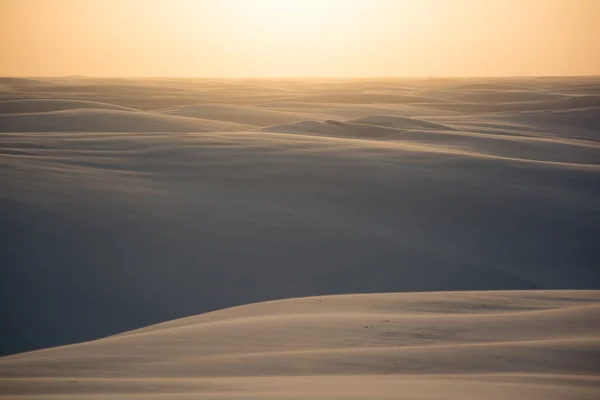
[0,99,140,114]
[156,103,336,125]
[0,108,254,133]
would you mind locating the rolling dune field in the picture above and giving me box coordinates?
[1,76,599,398]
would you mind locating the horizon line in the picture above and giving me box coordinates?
[2,74,600,80]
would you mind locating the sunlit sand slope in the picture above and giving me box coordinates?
[1,290,598,399]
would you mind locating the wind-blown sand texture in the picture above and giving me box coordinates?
[1,76,599,398]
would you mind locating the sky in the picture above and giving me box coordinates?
[1,0,599,77]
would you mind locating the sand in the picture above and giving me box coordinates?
[1,291,599,398]
[1,76,599,398]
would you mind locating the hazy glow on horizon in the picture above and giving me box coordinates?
[1,0,599,77]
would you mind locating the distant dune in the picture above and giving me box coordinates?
[448,90,567,103]
[156,103,335,125]
[490,107,600,141]
[0,108,253,133]
[0,77,51,86]
[290,92,455,104]
[445,82,543,91]
[259,115,460,141]
[260,119,404,139]
[545,95,600,110]
[349,114,456,131]
[0,99,139,114]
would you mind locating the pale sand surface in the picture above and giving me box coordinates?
[1,290,599,399]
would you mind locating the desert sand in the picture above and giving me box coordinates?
[2,290,599,399]
[1,76,599,398]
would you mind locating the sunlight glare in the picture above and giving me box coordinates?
[224,0,365,39]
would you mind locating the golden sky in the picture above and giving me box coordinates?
[1,0,599,77]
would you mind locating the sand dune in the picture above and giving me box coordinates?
[289,92,455,104]
[349,114,456,131]
[0,77,52,86]
[543,95,600,110]
[445,82,544,91]
[260,119,404,139]
[495,107,600,139]
[560,83,600,94]
[1,76,599,400]
[447,90,567,103]
[156,103,335,125]
[0,99,139,114]
[1,291,598,399]
[0,108,253,133]
[260,115,458,141]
